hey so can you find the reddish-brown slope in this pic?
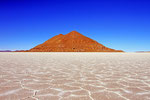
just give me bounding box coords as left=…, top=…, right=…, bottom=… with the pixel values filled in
left=29, top=31, right=123, bottom=52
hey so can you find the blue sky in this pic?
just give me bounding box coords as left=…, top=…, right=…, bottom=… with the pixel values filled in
left=0, top=0, right=150, bottom=52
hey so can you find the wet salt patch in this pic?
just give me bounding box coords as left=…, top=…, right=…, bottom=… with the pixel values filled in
left=36, top=93, right=55, bottom=96
left=61, top=95, right=91, bottom=100
left=22, top=97, right=36, bottom=100
left=36, top=95, right=60, bottom=100
left=51, top=88, right=63, bottom=91
left=136, top=91, right=150, bottom=95
left=37, top=88, right=61, bottom=96
left=91, top=91, right=126, bottom=100
left=82, top=84, right=105, bottom=92
left=23, top=83, right=50, bottom=90
left=57, top=91, right=71, bottom=97
left=0, top=88, right=21, bottom=96
left=142, top=76, right=149, bottom=79
left=140, top=86, right=150, bottom=91
left=121, top=89, right=132, bottom=94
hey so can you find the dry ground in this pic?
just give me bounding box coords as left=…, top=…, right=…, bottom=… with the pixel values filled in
left=0, top=52, right=150, bottom=100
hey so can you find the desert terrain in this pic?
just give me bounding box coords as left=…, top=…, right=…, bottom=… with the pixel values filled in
left=0, top=52, right=150, bottom=100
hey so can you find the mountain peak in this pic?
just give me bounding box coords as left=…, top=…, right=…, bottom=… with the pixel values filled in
left=29, top=31, right=123, bottom=52
left=66, top=31, right=83, bottom=36
left=70, top=30, right=79, bottom=33
left=58, top=34, right=64, bottom=36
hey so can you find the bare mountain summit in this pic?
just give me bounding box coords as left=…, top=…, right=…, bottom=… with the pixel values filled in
left=29, top=31, right=123, bottom=52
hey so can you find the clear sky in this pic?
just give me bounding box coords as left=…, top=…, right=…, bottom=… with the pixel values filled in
left=0, top=0, right=150, bottom=52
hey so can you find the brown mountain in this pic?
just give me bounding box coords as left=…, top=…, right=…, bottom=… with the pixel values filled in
left=28, top=31, right=123, bottom=52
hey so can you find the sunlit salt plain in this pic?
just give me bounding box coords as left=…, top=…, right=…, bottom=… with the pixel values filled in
left=0, top=52, right=150, bottom=100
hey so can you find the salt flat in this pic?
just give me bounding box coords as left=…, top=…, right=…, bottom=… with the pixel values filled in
left=0, top=53, right=150, bottom=100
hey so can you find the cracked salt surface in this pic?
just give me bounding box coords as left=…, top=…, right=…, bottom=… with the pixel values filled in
left=0, top=52, right=150, bottom=100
